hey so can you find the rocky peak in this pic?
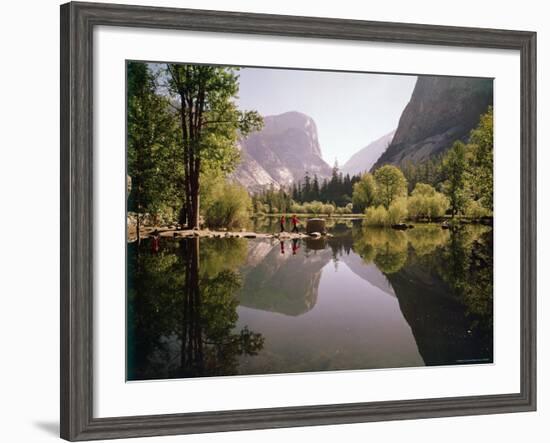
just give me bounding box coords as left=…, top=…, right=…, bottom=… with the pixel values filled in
left=373, top=76, right=493, bottom=169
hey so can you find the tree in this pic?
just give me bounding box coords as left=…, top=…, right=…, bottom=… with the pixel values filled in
left=442, top=141, right=468, bottom=218
left=127, top=62, right=180, bottom=241
left=312, top=174, right=320, bottom=201
left=352, top=173, right=377, bottom=213
left=373, top=165, right=408, bottom=209
left=165, top=64, right=262, bottom=228
left=201, top=175, right=252, bottom=228
left=302, top=172, right=312, bottom=202
left=467, top=107, right=493, bottom=212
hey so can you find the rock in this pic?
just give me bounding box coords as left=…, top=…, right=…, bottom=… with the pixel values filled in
left=341, top=130, right=396, bottom=176
left=374, top=76, right=493, bottom=169
left=309, top=232, right=321, bottom=237
left=244, top=234, right=257, bottom=239
left=232, top=111, right=332, bottom=192
left=391, top=223, right=409, bottom=230
left=306, top=218, right=326, bottom=234
left=408, top=224, right=415, bottom=229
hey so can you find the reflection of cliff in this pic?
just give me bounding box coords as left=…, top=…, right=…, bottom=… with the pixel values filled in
left=387, top=262, right=492, bottom=366
left=238, top=240, right=332, bottom=316
left=341, top=253, right=395, bottom=297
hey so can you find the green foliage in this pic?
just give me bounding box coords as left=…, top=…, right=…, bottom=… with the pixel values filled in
left=352, top=173, right=377, bottom=213
left=304, top=200, right=324, bottom=214
left=466, top=107, right=493, bottom=211
left=165, top=63, right=263, bottom=227
left=401, top=156, right=444, bottom=192
left=464, top=199, right=491, bottom=219
left=387, top=197, right=409, bottom=225
left=289, top=166, right=359, bottom=207
left=322, top=203, right=335, bottom=216
left=365, top=205, right=390, bottom=226
left=201, top=176, right=252, bottom=229
left=127, top=62, right=182, bottom=232
left=442, top=141, right=469, bottom=217
left=407, top=183, right=449, bottom=220
left=373, top=165, right=408, bottom=209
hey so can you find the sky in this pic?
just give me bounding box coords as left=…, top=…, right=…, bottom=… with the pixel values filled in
left=236, top=67, right=417, bottom=166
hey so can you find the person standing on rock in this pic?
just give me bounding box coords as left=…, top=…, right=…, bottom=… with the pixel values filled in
left=280, top=215, right=286, bottom=232
left=291, top=214, right=301, bottom=233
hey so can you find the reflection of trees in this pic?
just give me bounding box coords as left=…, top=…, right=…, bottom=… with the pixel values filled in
left=435, top=228, right=493, bottom=333
left=406, top=225, right=449, bottom=256
left=353, top=227, right=408, bottom=274
left=127, top=237, right=264, bottom=381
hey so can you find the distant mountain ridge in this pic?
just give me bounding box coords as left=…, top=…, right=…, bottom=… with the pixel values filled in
left=232, top=111, right=332, bottom=192
left=341, top=130, right=395, bottom=177
left=372, top=76, right=493, bottom=169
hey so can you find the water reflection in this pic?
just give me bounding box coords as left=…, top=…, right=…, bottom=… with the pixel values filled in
left=127, top=223, right=493, bottom=380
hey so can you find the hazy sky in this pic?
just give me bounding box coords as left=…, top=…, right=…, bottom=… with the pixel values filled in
left=237, top=67, right=417, bottom=165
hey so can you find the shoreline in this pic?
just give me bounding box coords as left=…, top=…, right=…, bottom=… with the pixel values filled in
left=128, top=227, right=324, bottom=243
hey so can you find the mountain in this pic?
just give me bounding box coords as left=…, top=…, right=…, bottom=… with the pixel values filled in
left=232, top=111, right=332, bottom=192
left=372, top=76, right=493, bottom=169
left=341, top=130, right=395, bottom=176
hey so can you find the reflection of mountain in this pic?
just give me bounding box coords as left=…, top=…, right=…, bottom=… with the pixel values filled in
left=341, top=253, right=395, bottom=297
left=238, top=240, right=332, bottom=316
left=388, top=262, right=493, bottom=366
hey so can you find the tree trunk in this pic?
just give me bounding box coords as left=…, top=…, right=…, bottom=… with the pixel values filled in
left=136, top=211, right=141, bottom=244
left=190, top=192, right=200, bottom=229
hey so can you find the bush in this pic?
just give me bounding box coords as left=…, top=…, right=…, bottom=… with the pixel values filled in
left=304, top=200, right=323, bottom=214
left=322, top=203, right=335, bottom=216
left=290, top=202, right=306, bottom=214
left=388, top=197, right=408, bottom=225
left=364, top=205, right=389, bottom=226
left=465, top=199, right=492, bottom=219
left=407, top=183, right=449, bottom=220
left=203, top=181, right=252, bottom=229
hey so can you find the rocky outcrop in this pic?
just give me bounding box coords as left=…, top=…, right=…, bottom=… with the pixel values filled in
left=341, top=130, right=395, bottom=176
left=232, top=111, right=332, bottom=191
left=372, top=76, right=493, bottom=169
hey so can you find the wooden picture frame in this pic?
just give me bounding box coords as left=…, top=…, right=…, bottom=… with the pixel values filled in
left=60, top=1, right=536, bottom=440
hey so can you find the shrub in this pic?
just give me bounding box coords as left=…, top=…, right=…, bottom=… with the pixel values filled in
left=203, top=181, right=252, bottom=228
left=364, top=205, right=389, bottom=226
left=304, top=200, right=323, bottom=214
left=322, top=203, right=335, bottom=216
left=290, top=202, right=306, bottom=214
left=388, top=197, right=408, bottom=225
left=465, top=199, right=492, bottom=219
left=407, top=183, right=449, bottom=220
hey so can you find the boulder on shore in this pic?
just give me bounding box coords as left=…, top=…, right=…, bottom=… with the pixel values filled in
left=306, top=218, right=326, bottom=234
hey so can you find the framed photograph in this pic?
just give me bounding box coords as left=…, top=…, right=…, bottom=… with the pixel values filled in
left=60, top=1, right=536, bottom=440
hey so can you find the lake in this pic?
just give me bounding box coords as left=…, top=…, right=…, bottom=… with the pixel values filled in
left=127, top=221, right=493, bottom=381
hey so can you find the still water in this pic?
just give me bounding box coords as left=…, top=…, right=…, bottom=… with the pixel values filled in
left=127, top=221, right=493, bottom=381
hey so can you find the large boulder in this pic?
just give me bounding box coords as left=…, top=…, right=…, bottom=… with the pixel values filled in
left=306, top=218, right=326, bottom=234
